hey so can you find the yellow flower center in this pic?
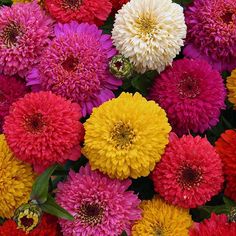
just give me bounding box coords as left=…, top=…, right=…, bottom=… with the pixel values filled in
left=110, top=121, right=136, bottom=149
left=135, top=13, right=157, bottom=39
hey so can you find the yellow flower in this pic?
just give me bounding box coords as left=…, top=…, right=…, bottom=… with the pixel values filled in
left=12, top=0, right=44, bottom=5
left=227, top=69, right=236, bottom=108
left=132, top=197, right=193, bottom=236
left=0, top=135, right=35, bottom=218
left=83, top=92, right=171, bottom=179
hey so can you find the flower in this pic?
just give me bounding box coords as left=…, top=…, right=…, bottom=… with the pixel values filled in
left=215, top=130, right=236, bottom=176
left=131, top=197, right=192, bottom=236
left=112, top=0, right=186, bottom=73
left=27, top=22, right=122, bottom=117
left=56, top=165, right=141, bottom=236
left=3, top=91, right=84, bottom=173
left=0, top=2, right=53, bottom=77
left=13, top=203, right=42, bottom=233
left=189, top=213, right=236, bottom=236
left=0, top=75, right=26, bottom=133
left=152, top=134, right=224, bottom=208
left=228, top=207, right=236, bottom=222
left=184, top=0, right=236, bottom=72
left=0, top=134, right=34, bottom=218
left=226, top=69, right=236, bottom=108
left=225, top=176, right=236, bottom=202
left=0, top=214, right=60, bottom=236
left=109, top=54, right=134, bottom=79
left=83, top=92, right=171, bottom=179
left=44, top=0, right=112, bottom=25
left=149, top=58, right=226, bottom=135
left=110, top=0, right=129, bottom=12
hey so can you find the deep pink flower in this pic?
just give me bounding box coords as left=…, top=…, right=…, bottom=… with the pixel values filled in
left=184, top=0, right=236, bottom=72
left=27, top=22, right=122, bottom=116
left=190, top=213, right=236, bottom=236
left=152, top=134, right=224, bottom=209
left=56, top=165, right=141, bottom=236
left=0, top=2, right=53, bottom=77
left=0, top=75, right=26, bottom=133
left=4, top=91, right=84, bottom=173
left=149, top=58, right=226, bottom=136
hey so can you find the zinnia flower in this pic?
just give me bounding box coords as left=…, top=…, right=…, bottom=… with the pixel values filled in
left=184, top=0, right=236, bottom=72
left=149, top=58, right=226, bottom=135
left=3, top=91, right=84, bottom=173
left=0, top=75, right=26, bottom=133
left=83, top=92, right=171, bottom=179
left=0, top=214, right=60, bottom=236
left=0, top=2, right=53, bottom=77
left=56, top=165, right=141, bottom=236
left=152, top=134, right=224, bottom=209
left=27, top=22, right=121, bottom=116
left=131, top=197, right=192, bottom=236
left=0, top=134, right=34, bottom=218
left=189, top=213, right=236, bottom=236
left=226, top=69, right=236, bottom=108
left=225, top=176, right=236, bottom=202
left=110, top=0, right=129, bottom=12
left=44, top=0, right=112, bottom=25
left=112, top=0, right=186, bottom=73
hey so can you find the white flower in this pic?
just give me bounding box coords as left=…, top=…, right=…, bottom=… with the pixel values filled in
left=112, top=0, right=186, bottom=73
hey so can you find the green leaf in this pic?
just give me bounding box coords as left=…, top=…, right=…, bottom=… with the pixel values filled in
left=40, top=195, right=74, bottom=221
left=30, top=164, right=58, bottom=204
left=120, top=231, right=128, bottom=236
left=0, top=0, right=12, bottom=6
left=223, top=196, right=236, bottom=208
left=198, top=205, right=231, bottom=215
left=0, top=217, right=5, bottom=226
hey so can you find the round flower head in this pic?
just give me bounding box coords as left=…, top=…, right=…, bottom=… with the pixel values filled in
left=45, top=0, right=112, bottom=25
left=83, top=92, right=171, bottom=179
left=0, top=214, right=60, bottom=236
left=0, top=2, right=53, bottom=77
left=189, top=213, right=236, bottom=236
left=226, top=69, right=236, bottom=108
left=152, top=134, right=224, bottom=209
left=0, top=134, right=34, bottom=218
left=0, top=75, right=26, bottom=133
left=149, top=58, right=226, bottom=136
left=184, top=0, right=236, bottom=72
left=56, top=165, right=141, bottom=236
left=3, top=91, right=84, bottom=173
left=27, top=22, right=122, bottom=117
left=112, top=0, right=186, bottom=73
left=131, top=197, right=192, bottom=236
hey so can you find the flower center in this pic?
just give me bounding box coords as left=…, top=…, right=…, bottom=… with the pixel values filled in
left=61, top=0, right=83, bottom=10
left=114, top=61, right=123, bottom=70
left=135, top=13, right=156, bottom=38
left=110, top=121, right=136, bottom=149
left=2, top=22, right=23, bottom=48
left=221, top=11, right=234, bottom=24
left=178, top=165, right=202, bottom=189
left=61, top=56, right=79, bottom=72
left=25, top=113, right=45, bottom=133
left=155, top=228, right=163, bottom=236
left=77, top=202, right=104, bottom=226
left=178, top=76, right=200, bottom=98
left=20, top=216, right=34, bottom=228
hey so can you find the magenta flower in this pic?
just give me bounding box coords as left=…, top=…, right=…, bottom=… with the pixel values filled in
left=0, top=2, right=53, bottom=77
left=27, top=21, right=122, bottom=116
left=56, top=165, right=141, bottom=236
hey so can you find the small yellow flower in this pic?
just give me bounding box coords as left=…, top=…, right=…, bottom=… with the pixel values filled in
left=83, top=92, right=171, bottom=179
left=0, top=134, right=35, bottom=218
left=132, top=197, right=193, bottom=236
left=14, top=203, right=42, bottom=233
left=227, top=69, right=236, bottom=108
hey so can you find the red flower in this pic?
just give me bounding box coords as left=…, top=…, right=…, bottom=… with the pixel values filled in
left=0, top=214, right=61, bottom=236
left=110, top=0, right=129, bottom=12
left=45, top=0, right=112, bottom=26
left=189, top=213, right=236, bottom=236
left=225, top=176, right=236, bottom=202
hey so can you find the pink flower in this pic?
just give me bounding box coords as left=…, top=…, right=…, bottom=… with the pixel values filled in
left=152, top=134, right=224, bottom=208
left=184, top=0, right=236, bottom=72
left=0, top=75, right=26, bottom=133
left=27, top=22, right=122, bottom=116
left=0, top=2, right=53, bottom=77
left=149, top=58, right=226, bottom=136
left=4, top=91, right=84, bottom=173
left=56, top=165, right=141, bottom=236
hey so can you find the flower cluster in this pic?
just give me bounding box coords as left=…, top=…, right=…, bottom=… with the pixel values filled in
left=0, top=0, right=235, bottom=235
